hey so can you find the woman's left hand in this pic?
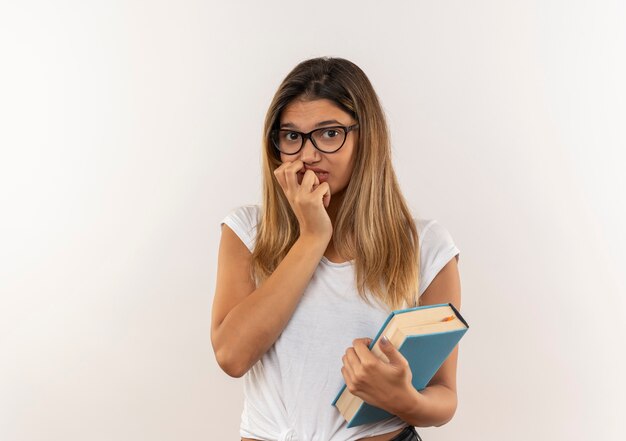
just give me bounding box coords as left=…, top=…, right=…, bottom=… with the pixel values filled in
left=341, top=336, right=419, bottom=413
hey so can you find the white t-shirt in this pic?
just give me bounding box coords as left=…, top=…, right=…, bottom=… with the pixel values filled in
left=220, top=204, right=460, bottom=441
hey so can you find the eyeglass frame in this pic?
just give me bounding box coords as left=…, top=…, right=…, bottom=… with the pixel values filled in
left=270, top=123, right=359, bottom=155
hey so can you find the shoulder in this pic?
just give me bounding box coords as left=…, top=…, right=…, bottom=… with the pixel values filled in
left=413, top=217, right=437, bottom=237
left=414, top=218, right=456, bottom=248
left=412, top=216, right=460, bottom=296
left=221, top=204, right=261, bottom=225
left=220, top=204, right=261, bottom=253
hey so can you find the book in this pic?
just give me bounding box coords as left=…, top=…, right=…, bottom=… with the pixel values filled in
left=331, top=302, right=469, bottom=428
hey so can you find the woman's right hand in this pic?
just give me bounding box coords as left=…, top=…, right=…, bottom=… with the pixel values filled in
left=273, top=160, right=333, bottom=241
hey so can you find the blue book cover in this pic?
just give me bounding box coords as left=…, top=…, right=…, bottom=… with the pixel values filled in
left=331, top=302, right=469, bottom=428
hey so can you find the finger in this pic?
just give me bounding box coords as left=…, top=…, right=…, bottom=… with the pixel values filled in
left=353, top=338, right=372, bottom=346
left=296, top=167, right=317, bottom=186
left=343, top=347, right=361, bottom=368
left=340, top=365, right=355, bottom=389
left=274, top=160, right=299, bottom=194
left=378, top=335, right=407, bottom=366
left=299, top=169, right=318, bottom=191
left=274, top=160, right=293, bottom=173
left=273, top=162, right=292, bottom=191
left=311, top=182, right=331, bottom=207
left=358, top=338, right=373, bottom=349
left=284, top=160, right=304, bottom=193
left=323, top=187, right=331, bottom=208
left=352, top=339, right=377, bottom=364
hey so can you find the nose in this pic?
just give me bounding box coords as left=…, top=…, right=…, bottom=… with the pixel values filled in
left=299, top=136, right=321, bottom=162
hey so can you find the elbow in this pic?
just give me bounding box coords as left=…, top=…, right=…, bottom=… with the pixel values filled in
left=214, top=347, right=249, bottom=378
left=211, top=325, right=258, bottom=378
left=212, top=326, right=248, bottom=378
left=435, top=414, right=455, bottom=427
left=435, top=400, right=458, bottom=427
left=224, top=364, right=248, bottom=379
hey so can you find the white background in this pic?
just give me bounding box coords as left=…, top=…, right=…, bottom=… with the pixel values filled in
left=1, top=1, right=625, bottom=440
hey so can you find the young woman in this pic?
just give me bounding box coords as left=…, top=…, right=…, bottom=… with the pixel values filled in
left=211, top=57, right=461, bottom=441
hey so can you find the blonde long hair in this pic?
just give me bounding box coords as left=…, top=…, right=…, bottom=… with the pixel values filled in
left=251, top=57, right=420, bottom=311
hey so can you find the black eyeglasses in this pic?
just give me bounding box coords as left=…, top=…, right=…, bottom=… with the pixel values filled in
left=271, top=124, right=359, bottom=155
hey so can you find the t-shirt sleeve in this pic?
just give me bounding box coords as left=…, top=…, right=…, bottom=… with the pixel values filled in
left=219, top=205, right=260, bottom=253
left=418, top=220, right=460, bottom=297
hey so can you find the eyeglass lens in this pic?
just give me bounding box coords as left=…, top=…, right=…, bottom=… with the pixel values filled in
left=274, top=127, right=347, bottom=154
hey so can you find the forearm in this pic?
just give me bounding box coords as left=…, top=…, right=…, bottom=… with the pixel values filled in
left=214, top=235, right=328, bottom=377
left=393, top=384, right=458, bottom=428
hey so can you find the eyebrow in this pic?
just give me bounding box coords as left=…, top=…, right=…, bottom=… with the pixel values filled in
left=280, top=119, right=345, bottom=130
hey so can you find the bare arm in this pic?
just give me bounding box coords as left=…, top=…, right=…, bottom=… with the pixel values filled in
left=393, top=255, right=461, bottom=426
left=212, top=160, right=332, bottom=377
left=340, top=255, right=461, bottom=427
left=211, top=224, right=328, bottom=378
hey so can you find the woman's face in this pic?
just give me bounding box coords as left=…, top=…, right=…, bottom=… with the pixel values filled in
left=278, top=98, right=358, bottom=197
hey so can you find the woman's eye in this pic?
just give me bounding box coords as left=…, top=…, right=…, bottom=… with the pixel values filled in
left=323, top=129, right=339, bottom=138
left=284, top=132, right=300, bottom=141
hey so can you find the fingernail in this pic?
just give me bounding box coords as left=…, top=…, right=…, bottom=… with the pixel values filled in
left=381, top=335, right=389, bottom=345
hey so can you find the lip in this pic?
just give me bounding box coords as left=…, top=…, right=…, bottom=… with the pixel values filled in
left=297, top=167, right=329, bottom=185
left=297, top=170, right=329, bottom=179
left=302, top=165, right=328, bottom=173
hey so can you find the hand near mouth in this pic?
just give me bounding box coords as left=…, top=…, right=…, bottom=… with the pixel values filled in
left=297, top=170, right=330, bottom=207
left=273, top=160, right=333, bottom=240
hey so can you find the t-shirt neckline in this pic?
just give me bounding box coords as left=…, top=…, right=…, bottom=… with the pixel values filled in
left=320, top=255, right=354, bottom=267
